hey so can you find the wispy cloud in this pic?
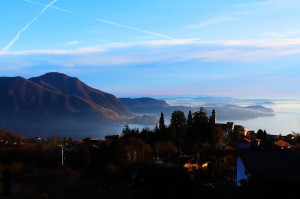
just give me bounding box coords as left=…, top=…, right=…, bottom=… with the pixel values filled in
left=186, top=16, right=236, bottom=29
left=4, top=47, right=105, bottom=55
left=57, top=40, right=80, bottom=46
left=24, top=0, right=75, bottom=14
left=2, top=37, right=300, bottom=68
left=1, top=0, right=58, bottom=54
left=217, top=39, right=300, bottom=47
left=145, top=39, right=199, bottom=46
left=96, top=18, right=176, bottom=40
left=234, top=0, right=300, bottom=8
left=234, top=0, right=274, bottom=7
left=262, top=30, right=300, bottom=38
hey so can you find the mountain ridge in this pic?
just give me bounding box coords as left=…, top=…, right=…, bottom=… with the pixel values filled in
left=0, top=72, right=275, bottom=138
left=0, top=72, right=129, bottom=138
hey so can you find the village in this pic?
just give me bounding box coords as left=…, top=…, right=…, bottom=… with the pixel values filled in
left=1, top=109, right=300, bottom=198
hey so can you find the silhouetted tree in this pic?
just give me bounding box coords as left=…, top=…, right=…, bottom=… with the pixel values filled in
left=228, top=127, right=240, bottom=146
left=159, top=112, right=166, bottom=131
left=192, top=107, right=210, bottom=142
left=140, top=127, right=155, bottom=145
left=185, top=110, right=194, bottom=150
left=169, top=110, right=187, bottom=140
left=155, top=123, right=159, bottom=131
left=186, top=110, right=193, bottom=129
left=121, top=125, right=140, bottom=138
left=122, top=124, right=131, bottom=135
left=257, top=129, right=268, bottom=148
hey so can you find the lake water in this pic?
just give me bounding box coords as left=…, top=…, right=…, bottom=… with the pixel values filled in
left=94, top=98, right=300, bottom=139
left=165, top=98, right=300, bottom=136
left=232, top=100, right=300, bottom=135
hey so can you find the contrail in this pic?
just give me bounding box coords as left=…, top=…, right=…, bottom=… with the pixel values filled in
left=24, top=1, right=174, bottom=40
left=24, top=0, right=75, bottom=14
left=1, top=0, right=58, bottom=53
left=96, top=18, right=175, bottom=40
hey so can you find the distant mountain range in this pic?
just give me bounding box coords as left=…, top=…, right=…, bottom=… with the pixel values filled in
left=0, top=72, right=275, bottom=138
left=119, top=97, right=274, bottom=123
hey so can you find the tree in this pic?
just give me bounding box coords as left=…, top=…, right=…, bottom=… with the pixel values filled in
left=186, top=110, right=193, bottom=129
left=192, top=107, right=210, bottom=142
left=257, top=129, right=268, bottom=148
left=169, top=110, right=187, bottom=140
left=228, top=127, right=239, bottom=145
left=186, top=111, right=193, bottom=139
left=121, top=124, right=131, bottom=138
left=159, top=112, right=166, bottom=131
left=257, top=129, right=267, bottom=141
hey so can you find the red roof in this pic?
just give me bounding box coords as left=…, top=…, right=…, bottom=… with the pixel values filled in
left=274, top=140, right=291, bottom=148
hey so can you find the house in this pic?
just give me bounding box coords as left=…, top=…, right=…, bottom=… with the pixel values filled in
left=235, top=125, right=247, bottom=136
left=182, top=157, right=209, bottom=172
left=274, top=139, right=291, bottom=149
left=215, top=122, right=235, bottom=138
left=183, top=158, right=201, bottom=172
left=81, top=137, right=101, bottom=148
left=210, top=110, right=247, bottom=139
left=197, top=148, right=236, bottom=171
left=246, top=131, right=256, bottom=139
left=104, top=134, right=120, bottom=144
left=236, top=150, right=300, bottom=186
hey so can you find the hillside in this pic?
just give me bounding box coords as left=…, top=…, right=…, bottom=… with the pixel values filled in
left=0, top=73, right=129, bottom=138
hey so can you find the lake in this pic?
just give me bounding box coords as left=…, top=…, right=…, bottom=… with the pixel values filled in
left=94, top=98, right=300, bottom=139
left=231, top=99, right=300, bottom=135
left=166, top=98, right=300, bottom=136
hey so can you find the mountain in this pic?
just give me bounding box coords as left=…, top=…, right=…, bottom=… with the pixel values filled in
left=30, top=72, right=128, bottom=114
left=119, top=97, right=169, bottom=114
left=119, top=97, right=275, bottom=125
left=0, top=73, right=129, bottom=138
left=0, top=72, right=276, bottom=138
left=194, top=96, right=236, bottom=102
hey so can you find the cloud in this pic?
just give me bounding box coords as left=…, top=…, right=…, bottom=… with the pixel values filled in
left=234, top=0, right=300, bottom=8
left=96, top=18, right=176, bottom=40
left=234, top=0, right=274, bottom=7
left=262, top=30, right=300, bottom=38
left=2, top=38, right=300, bottom=68
left=217, top=39, right=300, bottom=47
left=4, top=47, right=105, bottom=55
left=1, top=0, right=58, bottom=54
left=185, top=16, right=236, bottom=29
left=145, top=39, right=199, bottom=46
left=58, top=40, right=80, bottom=46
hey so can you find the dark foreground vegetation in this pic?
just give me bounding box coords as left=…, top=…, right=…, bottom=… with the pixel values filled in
left=1, top=108, right=300, bottom=198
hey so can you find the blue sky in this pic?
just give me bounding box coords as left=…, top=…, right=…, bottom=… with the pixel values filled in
left=1, top=0, right=300, bottom=98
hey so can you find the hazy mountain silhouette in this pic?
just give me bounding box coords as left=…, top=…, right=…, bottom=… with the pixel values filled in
left=119, top=97, right=275, bottom=125
left=0, top=72, right=275, bottom=138
left=119, top=97, right=169, bottom=114
left=0, top=73, right=128, bottom=138
left=30, top=72, right=128, bottom=114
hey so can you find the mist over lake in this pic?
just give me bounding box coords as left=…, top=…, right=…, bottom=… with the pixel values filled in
left=164, top=97, right=300, bottom=136
left=237, top=100, right=300, bottom=135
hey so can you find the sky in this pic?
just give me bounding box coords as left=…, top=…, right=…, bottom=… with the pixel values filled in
left=1, top=0, right=300, bottom=98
